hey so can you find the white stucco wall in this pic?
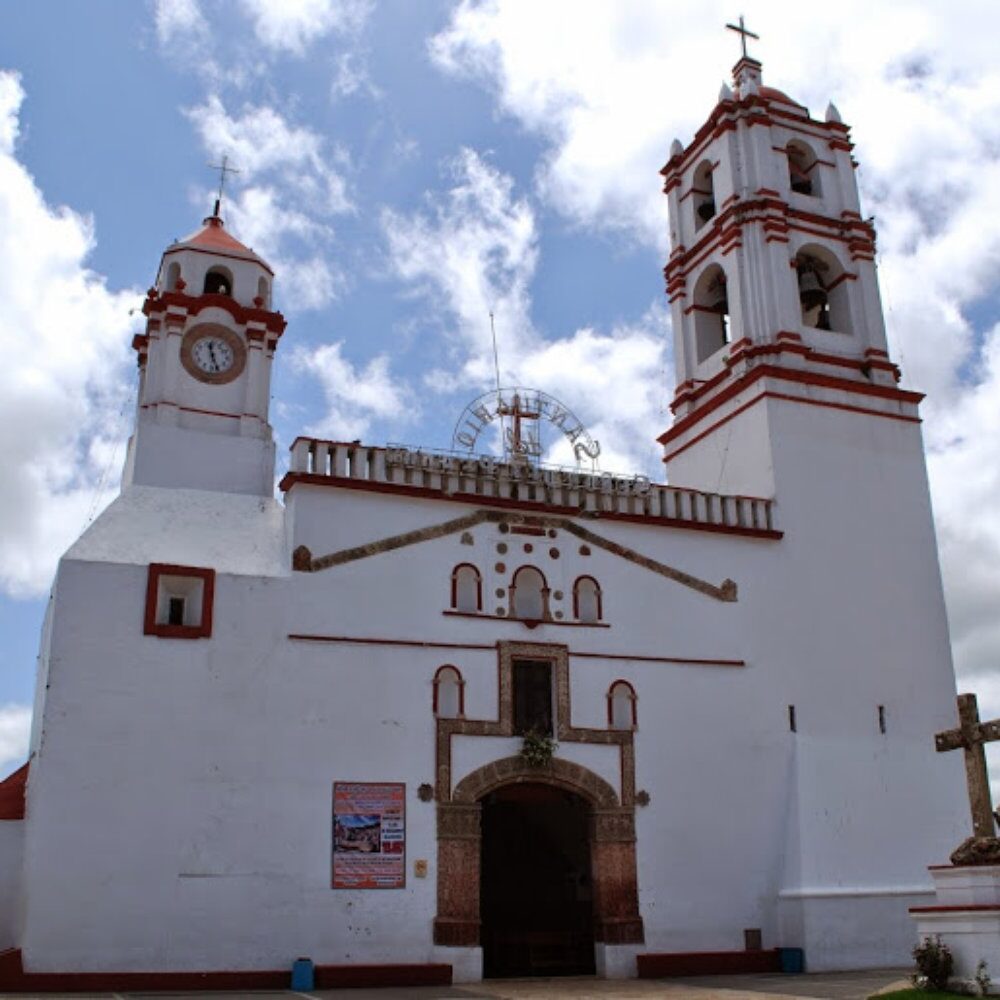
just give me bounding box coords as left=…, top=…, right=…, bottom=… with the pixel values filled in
left=17, top=426, right=966, bottom=973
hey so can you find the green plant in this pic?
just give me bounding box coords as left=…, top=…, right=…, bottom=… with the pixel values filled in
left=913, top=936, right=954, bottom=991
left=520, top=730, right=557, bottom=767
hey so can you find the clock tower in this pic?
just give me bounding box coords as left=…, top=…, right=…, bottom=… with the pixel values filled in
left=123, top=212, right=286, bottom=496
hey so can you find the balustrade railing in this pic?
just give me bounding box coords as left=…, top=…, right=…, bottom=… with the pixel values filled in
left=287, top=439, right=775, bottom=533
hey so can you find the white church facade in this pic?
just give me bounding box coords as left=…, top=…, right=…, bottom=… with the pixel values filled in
left=0, top=55, right=969, bottom=990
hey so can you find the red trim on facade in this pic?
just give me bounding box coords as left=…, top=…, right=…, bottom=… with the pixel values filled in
left=450, top=563, right=483, bottom=612
left=910, top=904, right=1000, bottom=914
left=572, top=574, right=603, bottom=623
left=442, top=610, right=611, bottom=629
left=638, top=949, right=782, bottom=977
left=0, top=763, right=27, bottom=820
left=607, top=679, right=638, bottom=729
left=0, top=949, right=451, bottom=992
left=662, top=388, right=922, bottom=464
left=279, top=474, right=782, bottom=540
left=143, top=564, right=215, bottom=639
left=289, top=633, right=743, bottom=667
left=142, top=289, right=287, bottom=336
left=432, top=665, right=466, bottom=717
left=661, top=364, right=921, bottom=445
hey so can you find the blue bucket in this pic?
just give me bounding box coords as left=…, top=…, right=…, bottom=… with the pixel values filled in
left=291, top=957, right=315, bottom=990
left=779, top=947, right=805, bottom=974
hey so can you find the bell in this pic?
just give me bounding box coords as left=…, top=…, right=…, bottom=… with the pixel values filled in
left=697, top=199, right=717, bottom=222
left=798, top=271, right=827, bottom=311
left=710, top=288, right=729, bottom=314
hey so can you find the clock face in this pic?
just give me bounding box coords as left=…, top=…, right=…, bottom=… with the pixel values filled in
left=192, top=336, right=235, bottom=375
left=180, top=324, right=247, bottom=384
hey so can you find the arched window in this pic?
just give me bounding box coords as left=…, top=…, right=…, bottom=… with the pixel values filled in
left=787, top=140, right=821, bottom=197
left=692, top=160, right=716, bottom=229
left=608, top=680, right=637, bottom=730
left=795, top=247, right=851, bottom=334
left=573, top=576, right=602, bottom=623
left=511, top=566, right=548, bottom=621
left=692, top=264, right=730, bottom=363
left=166, top=261, right=181, bottom=291
left=256, top=276, right=270, bottom=308
left=433, top=665, right=464, bottom=719
left=204, top=266, right=233, bottom=296
left=451, top=564, right=482, bottom=613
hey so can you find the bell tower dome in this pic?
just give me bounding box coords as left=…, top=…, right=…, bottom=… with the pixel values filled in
left=659, top=55, right=916, bottom=497
left=123, top=211, right=286, bottom=496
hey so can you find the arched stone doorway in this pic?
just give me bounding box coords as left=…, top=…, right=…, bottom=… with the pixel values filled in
left=481, top=782, right=595, bottom=977
left=433, top=756, right=643, bottom=973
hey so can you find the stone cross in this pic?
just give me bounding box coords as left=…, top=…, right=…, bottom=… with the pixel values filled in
left=936, top=693, right=1000, bottom=839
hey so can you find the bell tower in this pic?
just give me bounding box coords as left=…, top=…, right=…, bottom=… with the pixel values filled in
left=123, top=211, right=286, bottom=496
left=659, top=54, right=917, bottom=497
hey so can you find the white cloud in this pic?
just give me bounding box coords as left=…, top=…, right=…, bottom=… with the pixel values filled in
left=383, top=148, right=538, bottom=384
left=0, top=703, right=30, bottom=776
left=185, top=95, right=352, bottom=310
left=330, top=52, right=380, bottom=101
left=0, top=70, right=138, bottom=597
left=291, top=341, right=414, bottom=441
left=239, top=0, right=372, bottom=55
left=383, top=148, right=668, bottom=475
left=154, top=0, right=206, bottom=45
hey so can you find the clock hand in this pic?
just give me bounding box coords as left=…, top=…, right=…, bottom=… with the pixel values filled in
left=208, top=344, right=219, bottom=371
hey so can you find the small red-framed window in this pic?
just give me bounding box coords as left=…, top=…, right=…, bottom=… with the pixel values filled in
left=433, top=665, right=465, bottom=719
left=144, top=564, right=215, bottom=639
left=451, top=564, right=482, bottom=613
left=607, top=679, right=637, bottom=730
left=573, top=575, right=603, bottom=623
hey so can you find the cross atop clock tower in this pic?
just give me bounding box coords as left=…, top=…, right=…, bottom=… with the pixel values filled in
left=122, top=211, right=286, bottom=496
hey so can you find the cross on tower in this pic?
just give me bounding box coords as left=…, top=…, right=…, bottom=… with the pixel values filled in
left=935, top=693, right=1000, bottom=839
left=726, top=15, right=759, bottom=60
left=207, top=154, right=241, bottom=218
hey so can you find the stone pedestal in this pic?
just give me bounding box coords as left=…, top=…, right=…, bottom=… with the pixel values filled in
left=911, top=865, right=1000, bottom=985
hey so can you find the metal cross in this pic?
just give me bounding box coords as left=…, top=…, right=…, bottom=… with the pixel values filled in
left=936, top=693, right=1000, bottom=839
left=726, top=15, right=759, bottom=60
left=497, top=392, right=542, bottom=462
left=207, top=154, right=241, bottom=217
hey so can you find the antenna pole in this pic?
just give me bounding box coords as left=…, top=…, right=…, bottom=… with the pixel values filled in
left=490, top=311, right=507, bottom=460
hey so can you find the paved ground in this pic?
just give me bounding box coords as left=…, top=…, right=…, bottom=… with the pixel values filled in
left=0, top=967, right=911, bottom=1000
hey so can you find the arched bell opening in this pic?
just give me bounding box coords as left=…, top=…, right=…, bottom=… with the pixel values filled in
left=692, top=264, right=730, bottom=363
left=165, top=261, right=182, bottom=292
left=203, top=266, right=233, bottom=296
left=796, top=247, right=851, bottom=334
left=787, top=140, right=821, bottom=197
left=692, top=159, right=716, bottom=229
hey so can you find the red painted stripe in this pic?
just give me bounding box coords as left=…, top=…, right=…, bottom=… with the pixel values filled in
left=289, top=634, right=743, bottom=667
left=910, top=904, right=1000, bottom=913
left=662, top=389, right=921, bottom=464
left=0, top=950, right=451, bottom=992
left=638, top=949, right=782, bottom=977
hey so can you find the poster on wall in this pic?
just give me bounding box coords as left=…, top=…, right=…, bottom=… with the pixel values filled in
left=332, top=782, right=405, bottom=889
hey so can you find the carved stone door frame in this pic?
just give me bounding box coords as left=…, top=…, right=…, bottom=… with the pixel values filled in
left=433, top=640, right=643, bottom=948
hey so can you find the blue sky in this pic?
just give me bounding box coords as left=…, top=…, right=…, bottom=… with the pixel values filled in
left=3, top=0, right=1000, bottom=778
